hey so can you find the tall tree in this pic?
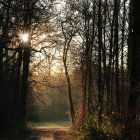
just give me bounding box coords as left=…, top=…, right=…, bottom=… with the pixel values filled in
left=97, top=0, right=103, bottom=129
left=127, top=0, right=140, bottom=120
left=61, top=20, right=76, bottom=124
left=114, top=0, right=120, bottom=114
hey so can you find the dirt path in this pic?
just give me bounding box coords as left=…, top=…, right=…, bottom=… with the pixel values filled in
left=25, top=127, right=69, bottom=140
left=0, top=127, right=70, bottom=140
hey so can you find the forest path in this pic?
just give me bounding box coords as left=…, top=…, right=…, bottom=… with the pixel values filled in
left=0, top=126, right=70, bottom=140
left=24, top=126, right=69, bottom=140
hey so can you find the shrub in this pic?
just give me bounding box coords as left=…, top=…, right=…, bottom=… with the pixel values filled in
left=71, top=112, right=127, bottom=140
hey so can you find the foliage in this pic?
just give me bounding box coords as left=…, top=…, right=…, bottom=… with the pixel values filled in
left=71, top=112, right=128, bottom=140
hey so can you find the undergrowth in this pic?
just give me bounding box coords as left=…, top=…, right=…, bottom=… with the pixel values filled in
left=70, top=112, right=140, bottom=140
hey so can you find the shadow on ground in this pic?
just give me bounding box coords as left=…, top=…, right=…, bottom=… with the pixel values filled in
left=0, top=127, right=69, bottom=140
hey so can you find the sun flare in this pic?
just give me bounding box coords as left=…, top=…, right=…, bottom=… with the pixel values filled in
left=22, top=33, right=29, bottom=42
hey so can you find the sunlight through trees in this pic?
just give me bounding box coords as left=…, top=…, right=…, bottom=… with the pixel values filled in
left=0, top=0, right=139, bottom=139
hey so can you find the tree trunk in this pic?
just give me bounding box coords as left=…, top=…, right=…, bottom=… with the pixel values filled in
left=13, top=46, right=23, bottom=123
left=20, top=46, right=30, bottom=122
left=121, top=0, right=126, bottom=115
left=97, top=0, right=103, bottom=130
left=61, top=21, right=75, bottom=125
left=0, top=39, right=4, bottom=127
left=114, top=0, right=120, bottom=115
left=63, top=58, right=75, bottom=124
left=127, top=0, right=140, bottom=120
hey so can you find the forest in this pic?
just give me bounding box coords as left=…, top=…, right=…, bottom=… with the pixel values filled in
left=0, top=0, right=140, bottom=139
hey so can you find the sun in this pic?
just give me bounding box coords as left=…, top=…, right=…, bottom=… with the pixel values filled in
left=22, top=33, right=29, bottom=42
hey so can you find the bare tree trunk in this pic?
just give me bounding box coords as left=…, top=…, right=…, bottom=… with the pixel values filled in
left=87, top=0, right=96, bottom=115
left=106, top=1, right=115, bottom=115
left=0, top=0, right=11, bottom=127
left=126, top=1, right=140, bottom=139
left=0, top=39, right=4, bottom=127
left=81, top=54, right=86, bottom=120
left=63, top=56, right=75, bottom=124
left=13, top=46, right=22, bottom=123
left=127, top=0, right=140, bottom=120
left=121, top=0, right=126, bottom=115
left=20, top=46, right=30, bottom=122
left=61, top=21, right=75, bottom=124
left=102, top=0, right=107, bottom=114
left=97, top=0, right=103, bottom=130
left=114, top=0, right=120, bottom=115
left=20, top=0, right=31, bottom=122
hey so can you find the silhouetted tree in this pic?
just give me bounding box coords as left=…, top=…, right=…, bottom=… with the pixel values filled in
left=127, top=0, right=140, bottom=120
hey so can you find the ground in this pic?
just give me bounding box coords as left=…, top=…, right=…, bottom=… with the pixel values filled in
left=0, top=122, right=70, bottom=140
left=21, top=126, right=69, bottom=140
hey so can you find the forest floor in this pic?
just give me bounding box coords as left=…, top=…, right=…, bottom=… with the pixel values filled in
left=23, top=126, right=69, bottom=140
left=0, top=122, right=70, bottom=140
